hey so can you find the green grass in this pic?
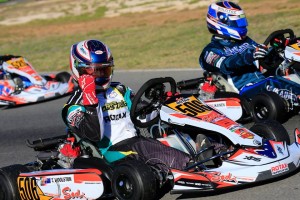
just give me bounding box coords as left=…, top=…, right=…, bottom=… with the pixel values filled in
left=1, top=1, right=300, bottom=72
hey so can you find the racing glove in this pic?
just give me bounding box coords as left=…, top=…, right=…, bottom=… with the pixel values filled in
left=78, top=74, right=98, bottom=106
left=253, top=44, right=268, bottom=60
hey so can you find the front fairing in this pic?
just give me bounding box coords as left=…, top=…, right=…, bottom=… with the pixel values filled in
left=160, top=94, right=262, bottom=147
left=2, top=56, right=47, bottom=85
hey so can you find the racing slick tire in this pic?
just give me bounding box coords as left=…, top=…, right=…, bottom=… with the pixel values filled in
left=250, top=119, right=290, bottom=144
left=112, top=160, right=157, bottom=200
left=250, top=91, right=288, bottom=123
left=0, top=164, right=29, bottom=200
left=55, top=71, right=71, bottom=83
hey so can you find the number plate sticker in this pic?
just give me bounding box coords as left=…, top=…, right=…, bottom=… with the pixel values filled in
left=167, top=96, right=214, bottom=117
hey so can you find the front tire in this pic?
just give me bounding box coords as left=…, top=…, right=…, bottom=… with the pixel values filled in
left=0, top=165, right=29, bottom=200
left=250, top=120, right=290, bottom=144
left=112, top=160, right=157, bottom=200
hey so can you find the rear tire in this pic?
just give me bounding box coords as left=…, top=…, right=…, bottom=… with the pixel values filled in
left=55, top=71, right=71, bottom=83
left=112, top=160, right=157, bottom=200
left=0, top=165, right=29, bottom=200
left=251, top=91, right=288, bottom=123
left=250, top=120, right=290, bottom=144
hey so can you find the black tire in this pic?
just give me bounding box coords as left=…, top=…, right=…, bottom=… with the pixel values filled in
left=251, top=91, right=287, bottom=123
left=0, top=165, right=29, bottom=200
left=214, top=91, right=253, bottom=123
left=55, top=71, right=71, bottom=83
left=112, top=160, right=157, bottom=200
left=250, top=120, right=290, bottom=144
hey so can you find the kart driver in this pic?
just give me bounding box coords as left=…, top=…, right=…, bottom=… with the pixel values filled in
left=61, top=39, right=190, bottom=173
left=199, top=1, right=300, bottom=97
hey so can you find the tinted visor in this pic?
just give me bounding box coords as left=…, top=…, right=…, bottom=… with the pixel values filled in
left=228, top=16, right=248, bottom=28
left=83, top=64, right=113, bottom=78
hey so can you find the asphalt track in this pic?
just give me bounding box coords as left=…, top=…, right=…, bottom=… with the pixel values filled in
left=0, top=69, right=299, bottom=200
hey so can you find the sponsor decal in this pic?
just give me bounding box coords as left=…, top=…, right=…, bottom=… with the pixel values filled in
left=68, top=108, right=84, bottom=128
left=266, top=85, right=298, bottom=102
left=176, top=179, right=212, bottom=188
left=229, top=125, right=254, bottom=139
left=211, top=102, right=226, bottom=107
left=271, top=163, right=289, bottom=175
left=208, top=172, right=238, bottom=184
left=175, top=97, right=190, bottom=105
left=205, top=51, right=220, bottom=66
left=216, top=56, right=226, bottom=68
left=108, top=90, right=118, bottom=98
left=218, top=7, right=237, bottom=14
left=277, top=146, right=284, bottom=155
left=224, top=43, right=251, bottom=56
left=244, top=156, right=261, bottom=162
left=102, top=100, right=127, bottom=111
left=104, top=112, right=126, bottom=123
left=95, top=50, right=104, bottom=54
left=62, top=187, right=86, bottom=199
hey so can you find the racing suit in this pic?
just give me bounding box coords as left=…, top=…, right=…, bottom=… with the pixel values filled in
left=199, top=35, right=300, bottom=101
left=62, top=82, right=190, bottom=171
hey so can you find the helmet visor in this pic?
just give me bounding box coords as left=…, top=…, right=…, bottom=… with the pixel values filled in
left=83, top=64, right=113, bottom=78
left=228, top=15, right=248, bottom=28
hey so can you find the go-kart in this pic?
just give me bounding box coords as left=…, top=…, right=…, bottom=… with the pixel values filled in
left=0, top=77, right=299, bottom=200
left=177, top=29, right=300, bottom=123
left=0, top=55, right=76, bottom=107
left=260, top=28, right=300, bottom=82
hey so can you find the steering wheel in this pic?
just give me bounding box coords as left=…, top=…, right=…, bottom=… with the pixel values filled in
left=260, top=29, right=295, bottom=71
left=130, top=77, right=177, bottom=128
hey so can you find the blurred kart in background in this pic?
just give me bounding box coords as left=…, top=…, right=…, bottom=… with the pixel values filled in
left=0, top=55, right=76, bottom=107
left=178, top=29, right=300, bottom=123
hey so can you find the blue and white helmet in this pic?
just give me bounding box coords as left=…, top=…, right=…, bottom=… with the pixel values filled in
left=206, top=1, right=248, bottom=40
left=70, top=39, right=114, bottom=90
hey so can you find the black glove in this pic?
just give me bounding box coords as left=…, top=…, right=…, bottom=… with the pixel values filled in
left=253, top=44, right=268, bottom=60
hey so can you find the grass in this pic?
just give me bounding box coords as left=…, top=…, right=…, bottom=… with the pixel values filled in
left=1, top=0, right=300, bottom=72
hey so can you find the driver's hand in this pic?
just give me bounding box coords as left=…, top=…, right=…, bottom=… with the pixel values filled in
left=253, top=44, right=268, bottom=60
left=78, top=74, right=98, bottom=106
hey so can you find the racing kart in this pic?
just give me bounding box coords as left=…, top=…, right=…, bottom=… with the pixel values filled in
left=177, top=29, right=300, bottom=123
left=0, top=55, right=76, bottom=107
left=0, top=77, right=300, bottom=200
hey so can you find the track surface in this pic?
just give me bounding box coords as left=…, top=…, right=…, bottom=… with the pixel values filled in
left=0, top=69, right=299, bottom=200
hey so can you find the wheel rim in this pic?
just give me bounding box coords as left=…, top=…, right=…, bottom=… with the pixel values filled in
left=116, top=174, right=134, bottom=198
left=254, top=103, right=269, bottom=119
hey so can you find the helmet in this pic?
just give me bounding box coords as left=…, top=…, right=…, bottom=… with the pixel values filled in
left=70, top=39, right=114, bottom=90
left=206, top=1, right=248, bottom=40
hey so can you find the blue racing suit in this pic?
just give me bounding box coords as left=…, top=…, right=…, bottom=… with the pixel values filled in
left=199, top=35, right=264, bottom=90
left=199, top=36, right=300, bottom=103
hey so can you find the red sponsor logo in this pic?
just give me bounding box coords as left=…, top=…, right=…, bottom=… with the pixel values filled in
left=271, top=163, right=289, bottom=175
left=62, top=187, right=86, bottom=199
left=207, top=172, right=238, bottom=183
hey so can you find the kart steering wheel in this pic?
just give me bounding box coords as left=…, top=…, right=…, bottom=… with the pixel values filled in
left=260, top=29, right=295, bottom=71
left=130, top=77, right=177, bottom=128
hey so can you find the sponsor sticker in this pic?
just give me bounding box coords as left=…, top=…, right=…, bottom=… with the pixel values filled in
left=271, top=163, right=289, bottom=175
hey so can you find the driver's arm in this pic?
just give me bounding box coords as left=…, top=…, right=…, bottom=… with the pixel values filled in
left=200, top=43, right=268, bottom=75
left=62, top=74, right=102, bottom=142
